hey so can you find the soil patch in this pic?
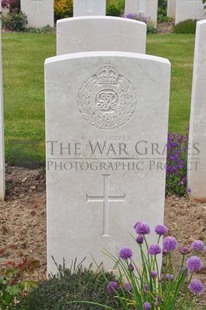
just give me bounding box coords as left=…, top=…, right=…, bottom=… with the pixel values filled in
left=0, top=167, right=205, bottom=306
left=157, top=21, right=174, bottom=34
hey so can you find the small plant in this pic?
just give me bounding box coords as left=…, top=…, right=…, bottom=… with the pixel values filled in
left=72, top=222, right=205, bottom=309
left=125, top=13, right=156, bottom=34
left=173, top=19, right=197, bottom=34
left=157, top=0, right=172, bottom=23
left=54, top=0, right=73, bottom=21
left=106, top=0, right=125, bottom=17
left=0, top=257, right=39, bottom=309
left=1, top=11, right=28, bottom=31
left=166, top=132, right=188, bottom=196
left=18, top=258, right=123, bottom=310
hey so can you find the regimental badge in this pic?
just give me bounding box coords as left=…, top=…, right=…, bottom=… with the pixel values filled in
left=77, top=63, right=137, bottom=129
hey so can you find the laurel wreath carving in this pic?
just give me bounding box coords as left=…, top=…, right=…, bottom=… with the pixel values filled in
left=77, top=64, right=137, bottom=129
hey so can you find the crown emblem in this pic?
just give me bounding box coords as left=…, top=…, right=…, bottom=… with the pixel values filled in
left=96, top=64, right=118, bottom=84
left=77, top=63, right=137, bottom=129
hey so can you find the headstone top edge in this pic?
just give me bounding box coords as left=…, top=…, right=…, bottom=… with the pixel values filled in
left=197, top=19, right=206, bottom=27
left=57, top=15, right=146, bottom=27
left=45, top=51, right=171, bottom=66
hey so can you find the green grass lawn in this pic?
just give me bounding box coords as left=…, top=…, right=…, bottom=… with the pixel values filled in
left=147, top=33, right=195, bottom=134
left=2, top=32, right=195, bottom=166
left=2, top=32, right=55, bottom=166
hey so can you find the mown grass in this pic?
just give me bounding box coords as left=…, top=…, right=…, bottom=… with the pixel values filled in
left=2, top=32, right=195, bottom=165
left=147, top=34, right=195, bottom=134
left=2, top=32, right=55, bottom=166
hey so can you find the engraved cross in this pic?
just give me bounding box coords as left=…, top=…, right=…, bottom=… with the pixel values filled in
left=86, top=174, right=126, bottom=236
left=188, top=0, right=201, bottom=14
left=32, top=0, right=43, bottom=14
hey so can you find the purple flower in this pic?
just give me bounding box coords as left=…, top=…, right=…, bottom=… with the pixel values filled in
left=151, top=270, right=157, bottom=279
left=136, top=234, right=144, bottom=244
left=163, top=236, right=177, bottom=252
left=192, top=240, right=205, bottom=252
left=165, top=274, right=174, bottom=281
left=181, top=246, right=189, bottom=255
left=124, top=282, right=132, bottom=291
left=155, top=224, right=168, bottom=236
left=186, top=256, right=203, bottom=272
left=107, top=281, right=119, bottom=294
left=148, top=244, right=161, bottom=255
left=189, top=279, right=204, bottom=295
left=143, top=302, right=151, bottom=310
left=134, top=222, right=150, bottom=235
left=119, top=247, right=133, bottom=260
left=144, top=284, right=149, bottom=292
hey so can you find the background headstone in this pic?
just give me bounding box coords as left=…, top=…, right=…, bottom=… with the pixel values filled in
left=125, top=0, right=158, bottom=27
left=175, top=0, right=204, bottom=24
left=21, top=0, right=54, bottom=28
left=57, top=16, right=147, bottom=55
left=145, top=0, right=158, bottom=27
left=45, top=51, right=170, bottom=274
left=0, top=2, right=5, bottom=200
left=188, top=20, right=206, bottom=198
left=167, top=0, right=176, bottom=18
left=73, top=0, right=106, bottom=17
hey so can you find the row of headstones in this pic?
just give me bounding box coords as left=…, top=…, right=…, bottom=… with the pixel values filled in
left=167, top=0, right=205, bottom=24
left=45, top=14, right=206, bottom=273
left=19, top=0, right=158, bottom=28
left=3, top=0, right=206, bottom=28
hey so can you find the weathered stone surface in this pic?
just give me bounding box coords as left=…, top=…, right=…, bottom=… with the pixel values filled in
left=57, top=16, right=146, bottom=55
left=21, top=0, right=54, bottom=28
left=45, top=51, right=170, bottom=274
left=175, top=0, right=204, bottom=24
left=73, top=0, right=106, bottom=17
left=167, top=0, right=176, bottom=18
left=188, top=21, right=206, bottom=198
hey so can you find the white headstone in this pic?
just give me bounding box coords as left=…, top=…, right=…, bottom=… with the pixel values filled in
left=45, top=51, right=171, bottom=274
left=167, top=0, right=176, bottom=18
left=125, top=0, right=158, bottom=27
left=21, top=0, right=54, bottom=28
left=175, top=0, right=204, bottom=24
left=73, top=0, right=106, bottom=17
left=0, top=2, right=5, bottom=200
left=57, top=16, right=147, bottom=55
left=125, top=0, right=139, bottom=14
left=188, top=20, right=206, bottom=198
left=145, top=0, right=158, bottom=27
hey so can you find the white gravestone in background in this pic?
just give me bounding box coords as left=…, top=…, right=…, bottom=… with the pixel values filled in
left=175, top=0, right=204, bottom=24
left=188, top=20, right=206, bottom=198
left=57, top=17, right=147, bottom=55
left=167, top=0, right=176, bottom=18
left=146, top=0, right=158, bottom=27
left=125, top=0, right=158, bottom=27
left=21, top=0, right=54, bottom=28
left=73, top=0, right=106, bottom=17
left=125, top=0, right=139, bottom=14
left=45, top=51, right=171, bottom=274
left=0, top=2, right=5, bottom=200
